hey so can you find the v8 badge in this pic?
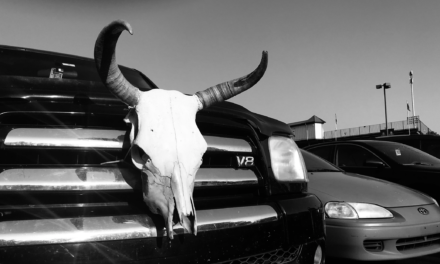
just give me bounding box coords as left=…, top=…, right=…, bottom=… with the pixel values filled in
left=236, top=156, right=254, bottom=167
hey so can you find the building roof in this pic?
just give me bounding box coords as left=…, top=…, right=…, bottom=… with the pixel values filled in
left=288, top=115, right=326, bottom=127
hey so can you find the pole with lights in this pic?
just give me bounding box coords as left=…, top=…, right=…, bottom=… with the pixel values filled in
left=409, top=71, right=415, bottom=129
left=376, top=83, right=392, bottom=135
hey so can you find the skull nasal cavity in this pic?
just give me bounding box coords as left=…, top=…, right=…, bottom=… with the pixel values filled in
left=132, top=145, right=150, bottom=164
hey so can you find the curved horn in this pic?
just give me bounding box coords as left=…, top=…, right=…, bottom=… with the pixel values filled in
left=94, top=20, right=140, bottom=106
left=195, top=51, right=268, bottom=110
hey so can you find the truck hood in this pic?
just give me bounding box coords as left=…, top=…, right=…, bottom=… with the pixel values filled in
left=0, top=45, right=291, bottom=138
left=200, top=102, right=291, bottom=137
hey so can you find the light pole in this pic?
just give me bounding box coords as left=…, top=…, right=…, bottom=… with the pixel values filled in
left=376, top=83, right=391, bottom=135
left=409, top=71, right=415, bottom=128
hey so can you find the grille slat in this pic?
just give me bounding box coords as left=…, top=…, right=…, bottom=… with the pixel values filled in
left=4, top=128, right=252, bottom=152
left=2, top=128, right=254, bottom=169
left=0, top=168, right=258, bottom=191
left=0, top=205, right=277, bottom=247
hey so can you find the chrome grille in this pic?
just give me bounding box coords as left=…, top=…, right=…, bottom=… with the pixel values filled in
left=396, top=233, right=440, bottom=251
left=0, top=126, right=261, bottom=217
left=218, top=245, right=302, bottom=264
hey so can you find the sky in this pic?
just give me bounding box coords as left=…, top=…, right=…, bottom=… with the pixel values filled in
left=2, top=0, right=440, bottom=133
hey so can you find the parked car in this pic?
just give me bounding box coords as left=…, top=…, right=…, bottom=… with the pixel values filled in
left=304, top=140, right=440, bottom=203
left=376, top=134, right=440, bottom=159
left=301, top=149, right=440, bottom=261
left=0, top=45, right=325, bottom=264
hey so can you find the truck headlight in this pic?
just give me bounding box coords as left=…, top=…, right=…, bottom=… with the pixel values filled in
left=325, top=202, right=393, bottom=219
left=269, top=136, right=307, bottom=182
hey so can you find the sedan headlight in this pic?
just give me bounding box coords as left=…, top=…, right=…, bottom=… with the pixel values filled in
left=325, top=202, right=393, bottom=219
left=269, top=136, right=308, bottom=182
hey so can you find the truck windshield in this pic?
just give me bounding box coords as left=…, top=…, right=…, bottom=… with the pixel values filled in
left=0, top=46, right=157, bottom=90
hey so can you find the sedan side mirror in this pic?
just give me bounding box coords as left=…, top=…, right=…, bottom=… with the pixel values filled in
left=364, top=160, right=386, bottom=168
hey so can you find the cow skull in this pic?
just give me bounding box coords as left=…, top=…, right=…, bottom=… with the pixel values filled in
left=94, top=20, right=267, bottom=239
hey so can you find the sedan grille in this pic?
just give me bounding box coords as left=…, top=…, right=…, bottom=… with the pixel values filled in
left=396, top=233, right=440, bottom=251
left=363, top=240, right=384, bottom=252
left=219, top=245, right=302, bottom=264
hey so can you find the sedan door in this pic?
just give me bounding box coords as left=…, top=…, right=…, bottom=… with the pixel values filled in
left=335, top=144, right=395, bottom=182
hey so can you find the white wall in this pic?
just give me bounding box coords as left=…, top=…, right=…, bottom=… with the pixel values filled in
left=291, top=124, right=325, bottom=140
left=314, top=123, right=324, bottom=139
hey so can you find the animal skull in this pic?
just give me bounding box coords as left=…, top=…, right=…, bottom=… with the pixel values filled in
left=94, top=20, right=267, bottom=239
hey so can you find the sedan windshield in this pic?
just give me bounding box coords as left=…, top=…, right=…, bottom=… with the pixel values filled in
left=301, top=149, right=341, bottom=172
left=368, top=142, right=440, bottom=166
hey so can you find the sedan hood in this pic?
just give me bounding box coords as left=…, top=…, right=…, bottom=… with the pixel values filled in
left=308, top=172, right=433, bottom=207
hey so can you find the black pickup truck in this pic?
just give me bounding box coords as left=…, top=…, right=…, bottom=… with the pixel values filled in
left=0, top=45, right=325, bottom=264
